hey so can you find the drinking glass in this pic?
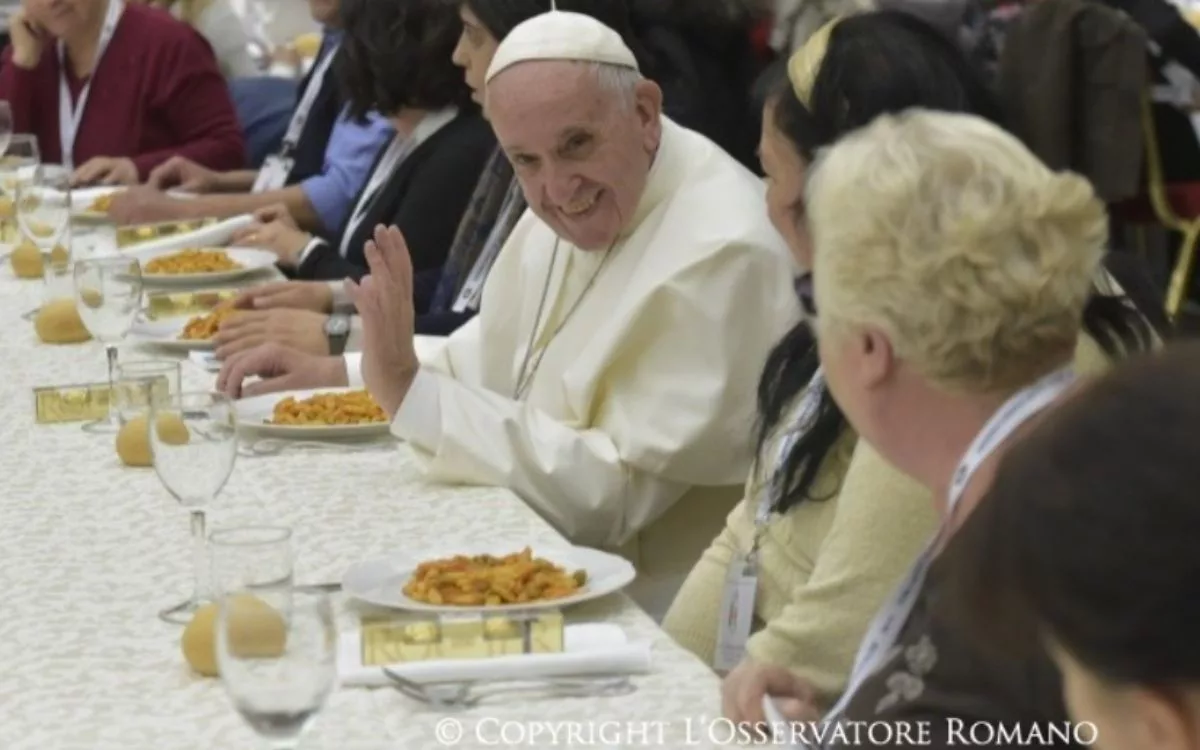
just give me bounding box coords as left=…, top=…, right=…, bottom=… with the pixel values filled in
left=74, top=256, right=144, bottom=433
left=216, top=588, right=337, bottom=749
left=16, top=164, right=71, bottom=256
left=150, top=391, right=239, bottom=624
left=114, top=359, right=182, bottom=425
left=0, top=102, right=15, bottom=158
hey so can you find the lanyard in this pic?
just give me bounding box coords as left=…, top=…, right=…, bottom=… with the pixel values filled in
left=57, top=0, right=124, bottom=170
left=821, top=365, right=1077, bottom=731
left=280, top=40, right=340, bottom=154
left=754, top=368, right=825, bottom=539
left=452, top=180, right=525, bottom=313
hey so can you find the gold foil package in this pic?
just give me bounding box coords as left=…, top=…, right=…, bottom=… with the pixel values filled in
left=360, top=610, right=565, bottom=665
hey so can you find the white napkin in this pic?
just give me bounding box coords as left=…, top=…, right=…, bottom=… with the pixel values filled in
left=188, top=350, right=222, bottom=372
left=130, top=215, right=256, bottom=255
left=338, top=623, right=652, bottom=688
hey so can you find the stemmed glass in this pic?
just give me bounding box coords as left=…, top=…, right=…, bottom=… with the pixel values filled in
left=211, top=526, right=336, bottom=749
left=0, top=101, right=15, bottom=158
left=74, top=256, right=144, bottom=433
left=0, top=135, right=40, bottom=246
left=150, top=391, right=239, bottom=624
left=16, top=164, right=71, bottom=260
left=114, top=359, right=181, bottom=425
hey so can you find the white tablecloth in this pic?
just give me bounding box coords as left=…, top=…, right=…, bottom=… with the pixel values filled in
left=0, top=254, right=727, bottom=749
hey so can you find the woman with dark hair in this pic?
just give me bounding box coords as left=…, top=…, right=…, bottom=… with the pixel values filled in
left=945, top=341, right=1200, bottom=750
left=214, top=0, right=494, bottom=358
left=660, top=10, right=1157, bottom=722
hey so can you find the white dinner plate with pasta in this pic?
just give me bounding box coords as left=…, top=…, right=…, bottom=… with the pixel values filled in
left=71, top=186, right=196, bottom=222
left=341, top=542, right=637, bottom=613
left=234, top=387, right=393, bottom=439
left=128, top=246, right=277, bottom=286
left=129, top=315, right=216, bottom=352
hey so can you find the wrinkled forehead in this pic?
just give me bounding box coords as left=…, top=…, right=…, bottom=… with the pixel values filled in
left=486, top=61, right=614, bottom=148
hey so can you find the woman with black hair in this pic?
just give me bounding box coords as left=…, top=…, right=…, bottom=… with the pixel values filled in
left=660, top=10, right=1158, bottom=722
left=214, top=0, right=495, bottom=358
left=944, top=341, right=1200, bottom=750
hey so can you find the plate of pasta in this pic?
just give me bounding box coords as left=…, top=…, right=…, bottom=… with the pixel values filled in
left=129, top=246, right=277, bottom=285
left=234, top=387, right=392, bottom=439
left=129, top=305, right=239, bottom=351
left=341, top=543, right=637, bottom=613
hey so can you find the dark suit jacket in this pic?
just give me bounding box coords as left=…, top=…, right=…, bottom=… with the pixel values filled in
left=296, top=110, right=495, bottom=315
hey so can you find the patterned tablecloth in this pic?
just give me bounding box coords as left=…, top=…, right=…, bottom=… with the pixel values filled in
left=0, top=253, right=728, bottom=749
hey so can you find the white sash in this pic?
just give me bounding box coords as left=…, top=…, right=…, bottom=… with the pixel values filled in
left=57, top=0, right=125, bottom=170
left=338, top=107, right=457, bottom=258
left=818, top=366, right=1077, bottom=735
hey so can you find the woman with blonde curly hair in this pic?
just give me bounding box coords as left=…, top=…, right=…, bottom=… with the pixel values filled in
left=669, top=10, right=1157, bottom=732
left=761, top=109, right=1118, bottom=746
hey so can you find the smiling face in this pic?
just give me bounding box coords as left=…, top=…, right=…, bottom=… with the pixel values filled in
left=485, top=61, right=662, bottom=250
left=451, top=5, right=499, bottom=106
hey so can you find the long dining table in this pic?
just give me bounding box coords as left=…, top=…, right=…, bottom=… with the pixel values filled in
left=0, top=241, right=729, bottom=749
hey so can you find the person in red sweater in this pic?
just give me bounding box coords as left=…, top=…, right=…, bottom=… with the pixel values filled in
left=0, top=0, right=246, bottom=185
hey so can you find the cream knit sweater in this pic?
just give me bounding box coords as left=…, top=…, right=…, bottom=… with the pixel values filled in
left=662, top=333, right=1111, bottom=707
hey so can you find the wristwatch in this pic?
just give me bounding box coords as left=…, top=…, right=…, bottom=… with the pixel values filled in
left=324, top=313, right=350, bottom=356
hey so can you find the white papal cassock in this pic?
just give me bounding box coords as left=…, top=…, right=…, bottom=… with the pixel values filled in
left=346, top=118, right=800, bottom=618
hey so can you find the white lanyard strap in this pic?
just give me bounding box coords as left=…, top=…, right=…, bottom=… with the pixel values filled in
left=339, top=107, right=457, bottom=258
left=822, top=365, right=1076, bottom=730
left=280, top=41, right=340, bottom=154
left=452, top=180, right=526, bottom=313
left=57, top=0, right=124, bottom=170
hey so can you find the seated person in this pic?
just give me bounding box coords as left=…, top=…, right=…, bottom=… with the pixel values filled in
left=107, top=0, right=393, bottom=237
left=227, top=0, right=493, bottom=317
left=133, top=0, right=257, bottom=78
left=216, top=11, right=801, bottom=620
left=945, top=342, right=1200, bottom=750
left=210, top=0, right=739, bottom=358
left=0, top=0, right=246, bottom=185
left=670, top=12, right=1157, bottom=716
left=758, top=110, right=1118, bottom=745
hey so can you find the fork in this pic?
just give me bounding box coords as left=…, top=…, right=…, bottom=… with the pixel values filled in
left=238, top=438, right=397, bottom=457
left=382, top=670, right=636, bottom=710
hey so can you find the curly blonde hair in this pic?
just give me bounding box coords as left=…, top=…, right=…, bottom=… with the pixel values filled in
left=808, top=110, right=1107, bottom=393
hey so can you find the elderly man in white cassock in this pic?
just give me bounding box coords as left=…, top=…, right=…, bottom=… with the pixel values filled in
left=218, top=10, right=799, bottom=618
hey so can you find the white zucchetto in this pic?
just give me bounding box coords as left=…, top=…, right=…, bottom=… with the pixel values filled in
left=485, top=11, right=640, bottom=84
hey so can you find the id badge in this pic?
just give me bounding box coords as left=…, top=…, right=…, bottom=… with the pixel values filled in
left=252, top=155, right=294, bottom=194
left=714, top=553, right=759, bottom=672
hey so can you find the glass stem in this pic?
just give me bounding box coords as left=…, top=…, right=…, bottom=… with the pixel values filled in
left=104, top=344, right=118, bottom=421
left=190, top=510, right=208, bottom=606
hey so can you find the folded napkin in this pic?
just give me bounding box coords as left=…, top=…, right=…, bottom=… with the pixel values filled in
left=338, top=623, right=652, bottom=688
left=188, top=350, right=222, bottom=372
left=131, top=215, right=256, bottom=255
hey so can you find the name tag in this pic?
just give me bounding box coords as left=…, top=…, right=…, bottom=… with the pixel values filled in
left=252, top=155, right=294, bottom=194
left=714, top=554, right=758, bottom=672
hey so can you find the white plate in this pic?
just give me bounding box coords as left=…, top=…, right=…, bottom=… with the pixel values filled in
left=235, top=387, right=392, bottom=439
left=341, top=542, right=637, bottom=613
left=129, top=246, right=277, bottom=286
left=71, top=187, right=197, bottom=221
left=128, top=316, right=215, bottom=351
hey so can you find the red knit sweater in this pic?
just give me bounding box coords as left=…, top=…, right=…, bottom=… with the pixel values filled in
left=0, top=2, right=246, bottom=178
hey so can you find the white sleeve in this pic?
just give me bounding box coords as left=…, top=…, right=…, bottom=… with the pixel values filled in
left=343, top=352, right=363, bottom=388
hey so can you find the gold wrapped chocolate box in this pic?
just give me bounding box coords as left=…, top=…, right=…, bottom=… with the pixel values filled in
left=361, top=610, right=565, bottom=665
left=144, top=289, right=239, bottom=321
left=116, top=218, right=217, bottom=249
left=34, top=382, right=112, bottom=424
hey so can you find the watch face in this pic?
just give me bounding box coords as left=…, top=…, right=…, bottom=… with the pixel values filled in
left=326, top=316, right=350, bottom=336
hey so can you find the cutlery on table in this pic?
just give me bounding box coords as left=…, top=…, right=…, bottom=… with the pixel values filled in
left=382, top=670, right=636, bottom=710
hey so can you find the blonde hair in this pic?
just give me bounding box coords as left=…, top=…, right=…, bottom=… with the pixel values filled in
left=808, top=110, right=1106, bottom=393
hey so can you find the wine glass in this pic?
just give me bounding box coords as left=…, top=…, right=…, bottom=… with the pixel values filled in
left=150, top=391, right=239, bottom=624
left=114, top=359, right=182, bottom=425
left=0, top=135, right=40, bottom=245
left=74, top=256, right=144, bottom=433
left=0, top=101, right=15, bottom=158
left=16, top=164, right=71, bottom=256
left=216, top=587, right=337, bottom=750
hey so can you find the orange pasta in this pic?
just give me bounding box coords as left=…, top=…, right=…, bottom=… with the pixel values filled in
left=403, top=547, right=587, bottom=606
left=144, top=248, right=242, bottom=275
left=267, top=390, right=387, bottom=426
left=179, top=305, right=237, bottom=341
left=88, top=193, right=117, bottom=212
